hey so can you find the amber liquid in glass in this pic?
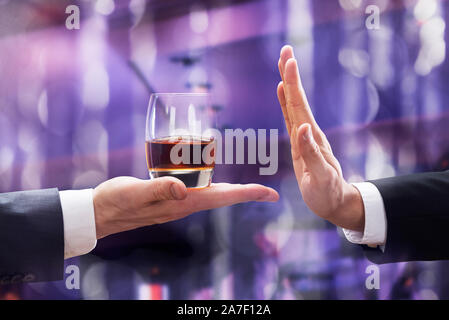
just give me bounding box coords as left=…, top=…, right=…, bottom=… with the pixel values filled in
left=146, top=136, right=215, bottom=188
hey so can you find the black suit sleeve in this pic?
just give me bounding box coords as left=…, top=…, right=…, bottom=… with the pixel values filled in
left=362, top=170, right=449, bottom=264
left=0, top=188, right=64, bottom=284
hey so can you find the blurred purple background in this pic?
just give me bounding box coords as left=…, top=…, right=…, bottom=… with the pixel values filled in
left=1, top=0, right=449, bottom=300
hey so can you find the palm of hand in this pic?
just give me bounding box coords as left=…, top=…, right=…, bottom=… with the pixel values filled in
left=277, top=45, right=364, bottom=231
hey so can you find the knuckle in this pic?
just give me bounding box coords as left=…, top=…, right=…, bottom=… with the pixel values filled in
left=152, top=182, right=170, bottom=200
left=287, top=99, right=303, bottom=109
left=310, top=143, right=320, bottom=156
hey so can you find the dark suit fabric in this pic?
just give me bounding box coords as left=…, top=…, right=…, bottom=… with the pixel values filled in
left=0, top=188, right=64, bottom=284
left=363, top=170, right=449, bottom=264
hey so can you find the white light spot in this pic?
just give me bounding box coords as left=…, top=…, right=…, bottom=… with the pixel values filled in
left=366, top=80, right=380, bottom=124
left=37, top=90, right=48, bottom=126
left=74, top=120, right=109, bottom=171
left=95, top=0, right=115, bottom=16
left=21, top=161, right=41, bottom=190
left=419, top=289, right=439, bottom=300
left=138, top=284, right=150, bottom=300
left=130, top=33, right=157, bottom=75
left=73, top=170, right=107, bottom=189
left=0, top=147, right=14, bottom=174
left=338, top=48, right=370, bottom=78
left=414, top=0, right=437, bottom=22
left=365, top=135, right=396, bottom=180
left=190, top=6, right=209, bottom=34
left=129, top=0, right=146, bottom=26
left=18, top=125, right=37, bottom=152
left=415, top=17, right=446, bottom=76
left=82, top=64, right=110, bottom=110
left=420, top=17, right=446, bottom=41
left=338, top=0, right=362, bottom=10
left=81, top=263, right=109, bottom=300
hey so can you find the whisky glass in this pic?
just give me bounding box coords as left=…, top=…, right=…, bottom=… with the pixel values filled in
left=145, top=93, right=216, bottom=188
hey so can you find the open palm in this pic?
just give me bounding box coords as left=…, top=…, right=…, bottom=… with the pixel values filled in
left=277, top=45, right=364, bottom=231
left=93, top=176, right=279, bottom=239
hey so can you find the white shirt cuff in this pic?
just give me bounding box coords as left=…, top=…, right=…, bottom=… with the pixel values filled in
left=343, top=182, right=387, bottom=247
left=59, top=189, right=97, bottom=259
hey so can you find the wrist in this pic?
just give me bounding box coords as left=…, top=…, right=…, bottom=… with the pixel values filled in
left=92, top=188, right=107, bottom=239
left=332, top=182, right=365, bottom=232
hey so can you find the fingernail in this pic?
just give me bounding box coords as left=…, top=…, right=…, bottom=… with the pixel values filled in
left=170, top=184, right=183, bottom=200
left=286, top=57, right=296, bottom=65
left=303, top=125, right=313, bottom=143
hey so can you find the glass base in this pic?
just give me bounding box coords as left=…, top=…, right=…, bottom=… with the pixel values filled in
left=149, top=169, right=213, bottom=189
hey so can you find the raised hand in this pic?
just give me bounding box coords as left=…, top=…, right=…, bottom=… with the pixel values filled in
left=93, top=176, right=279, bottom=239
left=277, top=45, right=364, bottom=232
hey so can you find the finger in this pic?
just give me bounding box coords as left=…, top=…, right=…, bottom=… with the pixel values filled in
left=296, top=123, right=330, bottom=177
left=290, top=125, right=305, bottom=181
left=278, top=59, right=283, bottom=81
left=291, top=125, right=301, bottom=161
left=144, top=176, right=187, bottom=202
left=183, top=183, right=279, bottom=212
left=283, top=58, right=316, bottom=128
left=277, top=81, right=291, bottom=135
left=279, top=45, right=294, bottom=81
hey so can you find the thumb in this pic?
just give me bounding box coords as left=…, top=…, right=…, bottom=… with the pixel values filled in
left=146, top=176, right=187, bottom=201
left=296, top=124, right=329, bottom=176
